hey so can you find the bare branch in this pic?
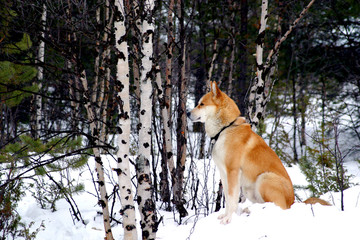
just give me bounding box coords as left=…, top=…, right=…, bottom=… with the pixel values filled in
left=265, top=0, right=316, bottom=68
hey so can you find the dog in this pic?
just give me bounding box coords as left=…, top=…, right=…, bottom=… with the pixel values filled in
left=187, top=81, right=295, bottom=224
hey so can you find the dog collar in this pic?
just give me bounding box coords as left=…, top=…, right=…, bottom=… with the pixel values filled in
left=210, top=118, right=238, bottom=144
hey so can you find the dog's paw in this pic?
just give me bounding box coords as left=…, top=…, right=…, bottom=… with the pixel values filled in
left=217, top=213, right=226, bottom=220
left=240, top=207, right=251, bottom=216
left=219, top=214, right=232, bottom=224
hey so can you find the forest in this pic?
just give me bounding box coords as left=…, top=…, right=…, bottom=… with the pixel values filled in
left=0, top=0, right=359, bottom=239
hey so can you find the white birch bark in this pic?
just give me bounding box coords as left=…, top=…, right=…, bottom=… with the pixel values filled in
left=207, top=39, right=218, bottom=83
left=35, top=4, right=46, bottom=138
left=79, top=70, right=114, bottom=240
left=248, top=0, right=268, bottom=130
left=164, top=0, right=175, bottom=181
left=114, top=0, right=138, bottom=239
left=137, top=0, right=158, bottom=238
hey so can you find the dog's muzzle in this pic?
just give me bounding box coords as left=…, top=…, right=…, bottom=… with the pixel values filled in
left=187, top=111, right=201, bottom=122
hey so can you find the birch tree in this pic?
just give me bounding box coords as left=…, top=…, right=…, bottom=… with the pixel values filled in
left=79, top=69, right=114, bottom=240
left=88, top=2, right=114, bottom=238
left=136, top=0, right=158, bottom=238
left=247, top=0, right=315, bottom=129
left=34, top=4, right=46, bottom=139
left=114, top=0, right=137, bottom=239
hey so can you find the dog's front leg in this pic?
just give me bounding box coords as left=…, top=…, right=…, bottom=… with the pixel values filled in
left=218, top=170, right=241, bottom=224
left=217, top=171, right=229, bottom=221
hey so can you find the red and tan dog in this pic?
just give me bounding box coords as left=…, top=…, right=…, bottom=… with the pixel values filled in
left=188, top=81, right=295, bottom=224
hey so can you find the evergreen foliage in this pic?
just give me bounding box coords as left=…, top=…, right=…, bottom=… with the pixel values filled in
left=0, top=134, right=87, bottom=211
left=0, top=173, right=23, bottom=240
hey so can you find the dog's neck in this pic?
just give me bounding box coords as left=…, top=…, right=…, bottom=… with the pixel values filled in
left=205, top=116, right=244, bottom=139
left=210, top=119, right=237, bottom=143
left=205, top=118, right=224, bottom=139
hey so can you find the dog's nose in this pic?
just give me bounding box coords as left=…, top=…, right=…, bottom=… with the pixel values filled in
left=186, top=112, right=191, bottom=118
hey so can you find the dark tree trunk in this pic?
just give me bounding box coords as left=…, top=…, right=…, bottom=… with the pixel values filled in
left=173, top=0, right=188, bottom=221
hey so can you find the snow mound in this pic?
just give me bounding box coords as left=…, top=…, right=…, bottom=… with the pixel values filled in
left=158, top=194, right=360, bottom=240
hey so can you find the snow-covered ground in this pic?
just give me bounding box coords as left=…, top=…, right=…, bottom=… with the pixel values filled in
left=157, top=161, right=360, bottom=240
left=15, top=159, right=360, bottom=240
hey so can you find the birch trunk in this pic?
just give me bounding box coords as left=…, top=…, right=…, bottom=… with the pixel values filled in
left=114, top=0, right=138, bottom=239
left=207, top=39, right=217, bottom=83
left=79, top=69, right=114, bottom=240
left=165, top=0, right=175, bottom=177
left=35, top=4, right=46, bottom=138
left=247, top=0, right=268, bottom=130
left=137, top=0, right=158, bottom=238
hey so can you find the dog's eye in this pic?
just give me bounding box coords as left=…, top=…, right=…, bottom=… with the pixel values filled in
left=199, top=103, right=204, bottom=106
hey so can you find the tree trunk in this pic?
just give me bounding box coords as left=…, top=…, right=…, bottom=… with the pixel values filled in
left=66, top=0, right=80, bottom=132
left=292, top=75, right=298, bottom=162
left=156, top=67, right=171, bottom=210
left=193, top=0, right=207, bottom=158
left=34, top=4, right=46, bottom=139
left=158, top=0, right=175, bottom=210
left=214, top=180, right=223, bottom=212
left=173, top=0, right=188, bottom=221
left=98, top=0, right=113, bottom=150
left=227, top=37, right=235, bottom=97
left=114, top=1, right=138, bottom=239
left=247, top=0, right=269, bottom=130
left=238, top=0, right=248, bottom=114
left=79, top=69, right=114, bottom=240
left=128, top=0, right=141, bottom=113
left=299, top=75, right=307, bottom=157
left=136, top=0, right=158, bottom=238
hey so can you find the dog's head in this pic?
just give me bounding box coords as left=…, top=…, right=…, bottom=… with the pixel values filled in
left=187, top=81, right=240, bottom=124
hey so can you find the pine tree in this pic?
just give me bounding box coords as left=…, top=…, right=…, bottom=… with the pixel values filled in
left=0, top=4, right=37, bottom=143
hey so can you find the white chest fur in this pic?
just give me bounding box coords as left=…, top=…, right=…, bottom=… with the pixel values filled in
left=211, top=134, right=227, bottom=173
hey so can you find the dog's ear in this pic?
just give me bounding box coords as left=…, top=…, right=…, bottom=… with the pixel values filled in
left=211, top=81, right=221, bottom=98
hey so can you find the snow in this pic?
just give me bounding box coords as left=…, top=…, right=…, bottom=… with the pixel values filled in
left=157, top=162, right=360, bottom=240
left=14, top=159, right=360, bottom=240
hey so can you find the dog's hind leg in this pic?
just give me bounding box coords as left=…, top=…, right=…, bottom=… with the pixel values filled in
left=218, top=169, right=241, bottom=224
left=256, top=172, right=294, bottom=209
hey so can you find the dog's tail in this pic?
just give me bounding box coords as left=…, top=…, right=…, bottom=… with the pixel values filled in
left=303, top=197, right=331, bottom=206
